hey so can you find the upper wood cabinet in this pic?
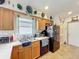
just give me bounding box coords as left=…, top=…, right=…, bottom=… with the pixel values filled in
left=0, top=8, right=14, bottom=30
left=32, top=16, right=51, bottom=30
left=38, top=19, right=51, bottom=30
left=0, top=8, right=3, bottom=30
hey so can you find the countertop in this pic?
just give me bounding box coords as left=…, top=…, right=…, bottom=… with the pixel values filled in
left=31, top=37, right=49, bottom=42
left=0, top=41, right=21, bottom=59
left=0, top=37, right=49, bottom=59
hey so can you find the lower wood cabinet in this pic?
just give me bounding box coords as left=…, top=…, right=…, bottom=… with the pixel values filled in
left=11, top=45, right=32, bottom=59
left=23, top=46, right=32, bottom=59
left=11, top=41, right=40, bottom=59
left=32, top=41, right=40, bottom=59
left=18, top=46, right=25, bottom=59
left=11, top=46, right=19, bottom=59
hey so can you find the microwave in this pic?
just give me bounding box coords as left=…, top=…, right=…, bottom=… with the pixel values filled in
left=0, top=36, right=13, bottom=44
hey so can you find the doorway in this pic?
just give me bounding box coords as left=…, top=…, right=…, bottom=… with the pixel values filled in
left=67, top=21, right=79, bottom=47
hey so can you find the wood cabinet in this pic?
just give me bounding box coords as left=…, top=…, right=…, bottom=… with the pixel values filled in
left=0, top=8, right=3, bottom=30
left=32, top=41, right=40, bottom=59
left=18, top=45, right=32, bottom=59
left=11, top=46, right=19, bottom=59
left=0, top=8, right=14, bottom=30
left=18, top=46, right=25, bottom=59
left=38, top=19, right=51, bottom=30
left=11, top=45, right=32, bottom=59
left=32, top=16, right=51, bottom=30
left=24, top=46, right=32, bottom=59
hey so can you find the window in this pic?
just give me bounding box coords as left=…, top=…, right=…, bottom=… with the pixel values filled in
left=18, top=17, right=33, bottom=35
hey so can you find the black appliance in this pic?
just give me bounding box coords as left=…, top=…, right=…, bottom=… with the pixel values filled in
left=0, top=0, right=5, bottom=4
left=49, top=25, right=60, bottom=52
left=0, top=37, right=9, bottom=44
left=0, top=36, right=13, bottom=44
left=40, top=39, right=49, bottom=56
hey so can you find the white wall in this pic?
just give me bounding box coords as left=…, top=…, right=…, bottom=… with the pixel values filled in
left=53, top=14, right=78, bottom=45
left=59, top=14, right=79, bottom=45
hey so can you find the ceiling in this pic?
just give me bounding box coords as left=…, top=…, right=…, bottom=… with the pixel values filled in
left=13, top=0, right=79, bottom=17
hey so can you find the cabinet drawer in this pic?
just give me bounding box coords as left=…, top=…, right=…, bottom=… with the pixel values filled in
left=32, top=41, right=40, bottom=47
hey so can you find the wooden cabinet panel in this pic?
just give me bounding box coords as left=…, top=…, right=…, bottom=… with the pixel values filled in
left=19, top=46, right=32, bottom=59
left=32, top=16, right=51, bottom=30
left=18, top=49, right=25, bottom=59
left=32, top=46, right=40, bottom=59
left=11, top=46, right=19, bottom=59
left=24, top=46, right=32, bottom=59
left=10, top=10, right=14, bottom=30
left=32, top=41, right=40, bottom=59
left=38, top=19, right=46, bottom=30
left=2, top=9, right=14, bottom=30
left=2, top=9, right=10, bottom=29
left=0, top=8, right=3, bottom=30
left=11, top=45, right=32, bottom=59
left=0, top=8, right=14, bottom=30
left=38, top=19, right=51, bottom=30
left=32, top=41, right=40, bottom=46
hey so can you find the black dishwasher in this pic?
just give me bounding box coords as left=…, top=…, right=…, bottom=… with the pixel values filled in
left=40, top=39, right=49, bottom=56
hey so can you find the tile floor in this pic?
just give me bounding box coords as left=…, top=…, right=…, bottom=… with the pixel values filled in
left=39, top=44, right=79, bottom=59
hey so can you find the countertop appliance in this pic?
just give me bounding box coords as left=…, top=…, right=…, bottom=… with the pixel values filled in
left=0, top=37, right=9, bottom=44
left=0, top=36, right=13, bottom=44
left=0, top=0, right=5, bottom=4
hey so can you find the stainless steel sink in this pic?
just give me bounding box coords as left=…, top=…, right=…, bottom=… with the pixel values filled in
left=22, top=41, right=32, bottom=47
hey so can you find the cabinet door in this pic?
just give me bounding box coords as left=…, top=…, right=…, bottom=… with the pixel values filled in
left=38, top=19, right=50, bottom=30
left=18, top=45, right=32, bottom=59
left=32, top=46, right=40, bottom=59
left=19, top=49, right=25, bottom=59
left=2, top=9, right=14, bottom=30
left=11, top=46, right=19, bottom=59
left=24, top=46, right=32, bottom=59
left=0, top=8, right=3, bottom=30
left=9, top=10, right=14, bottom=30
left=32, top=41, right=40, bottom=59
left=38, top=19, right=46, bottom=30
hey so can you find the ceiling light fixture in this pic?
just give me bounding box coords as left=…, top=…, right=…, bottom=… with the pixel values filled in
left=68, top=11, right=72, bottom=15
left=45, top=6, right=48, bottom=10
